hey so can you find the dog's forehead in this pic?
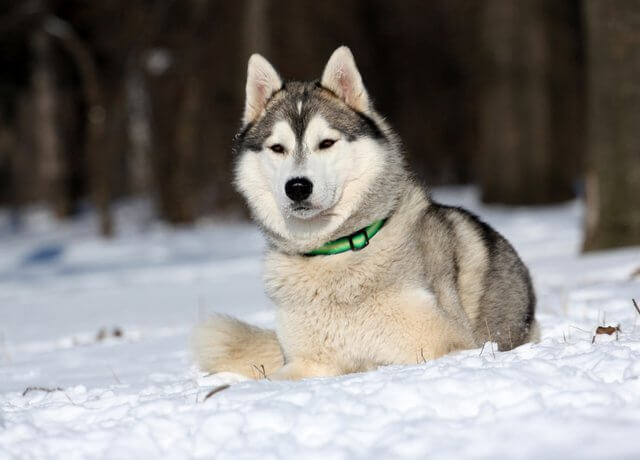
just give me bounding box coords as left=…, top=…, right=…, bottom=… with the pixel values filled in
left=238, top=81, right=383, bottom=152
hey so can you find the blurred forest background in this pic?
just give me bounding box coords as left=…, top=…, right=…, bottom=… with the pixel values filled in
left=0, top=0, right=638, bottom=251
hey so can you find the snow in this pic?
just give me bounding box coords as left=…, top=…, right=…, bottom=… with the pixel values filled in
left=1, top=188, right=640, bottom=459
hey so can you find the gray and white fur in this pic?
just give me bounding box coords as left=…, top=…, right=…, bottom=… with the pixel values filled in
left=193, top=46, right=538, bottom=380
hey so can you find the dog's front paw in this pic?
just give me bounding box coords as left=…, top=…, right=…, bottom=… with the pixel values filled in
left=271, top=360, right=342, bottom=380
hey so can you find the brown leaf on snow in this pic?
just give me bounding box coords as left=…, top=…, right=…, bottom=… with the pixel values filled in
left=595, top=326, right=619, bottom=335
left=591, top=325, right=621, bottom=343
left=96, top=327, right=124, bottom=342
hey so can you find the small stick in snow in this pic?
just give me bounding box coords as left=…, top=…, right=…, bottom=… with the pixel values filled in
left=420, top=348, right=427, bottom=364
left=632, top=299, right=640, bottom=316
left=203, top=384, right=230, bottom=401
left=22, top=386, right=64, bottom=397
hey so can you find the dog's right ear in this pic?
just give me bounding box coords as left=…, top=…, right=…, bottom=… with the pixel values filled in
left=243, top=54, right=282, bottom=125
left=321, top=46, right=370, bottom=113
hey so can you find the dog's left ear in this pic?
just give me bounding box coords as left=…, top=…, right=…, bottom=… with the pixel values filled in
left=321, top=46, right=370, bottom=113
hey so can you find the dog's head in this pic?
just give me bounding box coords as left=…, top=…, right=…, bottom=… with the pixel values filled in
left=234, top=46, right=407, bottom=253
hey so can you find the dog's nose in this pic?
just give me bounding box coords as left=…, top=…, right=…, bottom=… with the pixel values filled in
left=285, top=177, right=313, bottom=202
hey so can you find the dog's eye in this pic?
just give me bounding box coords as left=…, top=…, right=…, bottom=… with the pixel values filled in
left=318, top=139, right=336, bottom=150
left=269, top=144, right=285, bottom=153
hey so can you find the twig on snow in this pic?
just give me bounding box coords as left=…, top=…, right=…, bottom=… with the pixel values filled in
left=203, top=384, right=230, bottom=401
left=22, top=386, right=64, bottom=397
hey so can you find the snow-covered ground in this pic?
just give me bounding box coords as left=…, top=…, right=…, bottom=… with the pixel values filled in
left=1, top=188, right=639, bottom=459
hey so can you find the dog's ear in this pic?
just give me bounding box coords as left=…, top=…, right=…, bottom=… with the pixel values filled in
left=244, top=54, right=282, bottom=125
left=321, top=46, right=369, bottom=113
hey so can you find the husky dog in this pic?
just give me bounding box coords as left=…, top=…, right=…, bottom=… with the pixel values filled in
left=193, top=46, right=538, bottom=380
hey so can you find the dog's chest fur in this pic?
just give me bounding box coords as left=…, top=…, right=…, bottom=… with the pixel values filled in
left=262, top=188, right=439, bottom=367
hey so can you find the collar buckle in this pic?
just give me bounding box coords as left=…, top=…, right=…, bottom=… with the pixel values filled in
left=348, top=228, right=370, bottom=251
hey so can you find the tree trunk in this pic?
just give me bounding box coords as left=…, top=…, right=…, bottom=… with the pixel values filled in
left=478, top=0, right=583, bottom=205
left=583, top=1, right=640, bottom=251
left=32, top=29, right=69, bottom=217
left=146, top=0, right=246, bottom=222
left=125, top=64, right=152, bottom=198
left=45, top=16, right=114, bottom=236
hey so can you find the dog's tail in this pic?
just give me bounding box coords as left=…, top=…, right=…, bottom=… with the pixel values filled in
left=192, top=314, right=284, bottom=379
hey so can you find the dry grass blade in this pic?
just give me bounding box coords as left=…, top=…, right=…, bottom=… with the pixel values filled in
left=109, top=366, right=122, bottom=384
left=484, top=318, right=496, bottom=359
left=203, top=384, right=230, bottom=401
left=632, top=298, right=640, bottom=316
left=252, top=364, right=268, bottom=380
left=569, top=325, right=592, bottom=334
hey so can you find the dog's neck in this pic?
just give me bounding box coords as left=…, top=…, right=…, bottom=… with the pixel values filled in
left=262, top=180, right=429, bottom=256
left=304, top=218, right=388, bottom=256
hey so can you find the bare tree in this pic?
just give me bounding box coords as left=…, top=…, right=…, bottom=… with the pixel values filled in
left=583, top=1, right=640, bottom=250
left=478, top=0, right=583, bottom=205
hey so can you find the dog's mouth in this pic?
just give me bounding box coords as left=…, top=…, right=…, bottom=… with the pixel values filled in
left=287, top=204, right=322, bottom=220
left=287, top=202, right=336, bottom=220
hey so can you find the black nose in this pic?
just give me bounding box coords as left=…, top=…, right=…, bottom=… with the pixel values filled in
left=285, top=177, right=313, bottom=202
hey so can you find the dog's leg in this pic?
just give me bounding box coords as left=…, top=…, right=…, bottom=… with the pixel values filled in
left=393, top=311, right=477, bottom=364
left=369, top=288, right=478, bottom=365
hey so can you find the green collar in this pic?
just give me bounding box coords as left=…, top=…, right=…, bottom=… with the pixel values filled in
left=305, top=218, right=387, bottom=256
